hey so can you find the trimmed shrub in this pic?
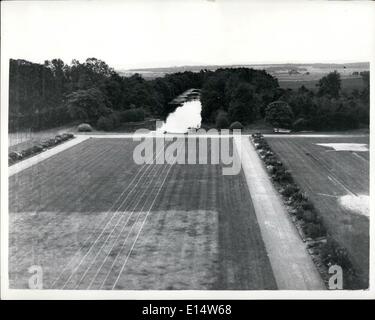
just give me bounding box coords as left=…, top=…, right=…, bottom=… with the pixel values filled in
left=265, top=156, right=279, bottom=166
left=321, top=238, right=361, bottom=289
left=321, top=237, right=352, bottom=270
left=9, top=151, right=22, bottom=161
left=31, top=145, right=43, bottom=153
left=8, top=133, right=74, bottom=166
left=61, top=133, right=74, bottom=140
left=281, top=184, right=300, bottom=197
left=255, top=140, right=269, bottom=150
left=291, top=191, right=307, bottom=203
left=281, top=170, right=293, bottom=183
left=273, top=169, right=293, bottom=184
left=47, top=138, right=56, bottom=145
left=303, top=222, right=326, bottom=239
left=41, top=139, right=53, bottom=148
left=294, top=207, right=305, bottom=220
left=229, top=121, right=244, bottom=130
left=266, top=165, right=275, bottom=174
left=215, top=111, right=229, bottom=129
left=21, top=148, right=34, bottom=157
left=300, top=200, right=314, bottom=211
left=78, top=123, right=93, bottom=132
left=263, top=152, right=274, bottom=161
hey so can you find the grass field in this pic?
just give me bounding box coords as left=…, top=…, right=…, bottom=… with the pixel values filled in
left=9, top=137, right=276, bottom=290
left=266, top=135, right=369, bottom=287
left=278, top=76, right=365, bottom=92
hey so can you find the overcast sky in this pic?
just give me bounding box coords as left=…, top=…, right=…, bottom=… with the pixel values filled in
left=1, top=0, right=375, bottom=69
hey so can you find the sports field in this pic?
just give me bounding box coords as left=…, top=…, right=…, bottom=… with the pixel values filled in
left=266, top=135, right=369, bottom=287
left=9, top=137, right=276, bottom=290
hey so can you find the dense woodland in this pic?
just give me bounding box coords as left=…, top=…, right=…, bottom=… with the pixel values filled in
left=201, top=68, right=370, bottom=131
left=9, top=58, right=203, bottom=131
left=9, top=58, right=369, bottom=132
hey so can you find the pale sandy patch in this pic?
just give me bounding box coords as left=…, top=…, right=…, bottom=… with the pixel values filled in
left=338, top=195, right=369, bottom=217
left=316, top=143, right=368, bottom=152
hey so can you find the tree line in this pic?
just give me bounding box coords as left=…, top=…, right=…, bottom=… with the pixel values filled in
left=9, top=58, right=203, bottom=131
left=200, top=68, right=369, bottom=131
left=200, top=68, right=280, bottom=126
left=9, top=58, right=369, bottom=132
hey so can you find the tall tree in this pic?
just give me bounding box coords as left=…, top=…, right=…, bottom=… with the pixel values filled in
left=228, top=82, right=258, bottom=124
left=65, top=88, right=111, bottom=123
left=265, top=101, right=294, bottom=128
left=317, top=71, right=341, bottom=98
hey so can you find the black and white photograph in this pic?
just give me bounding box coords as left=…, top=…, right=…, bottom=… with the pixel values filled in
left=1, top=0, right=374, bottom=301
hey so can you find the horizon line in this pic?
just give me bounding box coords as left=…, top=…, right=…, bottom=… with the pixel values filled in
left=118, top=61, right=370, bottom=71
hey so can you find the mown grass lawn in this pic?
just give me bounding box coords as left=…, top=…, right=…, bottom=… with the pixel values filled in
left=9, top=137, right=276, bottom=290
left=266, top=135, right=369, bottom=288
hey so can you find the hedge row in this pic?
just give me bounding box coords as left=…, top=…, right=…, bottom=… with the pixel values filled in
left=9, top=133, right=74, bottom=166
left=253, top=133, right=326, bottom=239
left=251, top=133, right=359, bottom=289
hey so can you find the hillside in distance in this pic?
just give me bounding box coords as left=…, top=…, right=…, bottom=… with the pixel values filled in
left=118, top=62, right=370, bottom=81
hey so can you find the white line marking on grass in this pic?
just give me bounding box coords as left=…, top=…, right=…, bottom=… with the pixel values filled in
left=52, top=139, right=159, bottom=288
left=60, top=139, right=167, bottom=289
left=51, top=159, right=147, bottom=288
left=352, top=152, right=369, bottom=162
left=94, top=164, right=170, bottom=290
left=327, top=176, right=356, bottom=197
left=75, top=142, right=169, bottom=288
left=303, top=147, right=357, bottom=197
left=81, top=158, right=167, bottom=289
left=110, top=159, right=176, bottom=290
left=62, top=147, right=161, bottom=289
left=98, top=141, right=182, bottom=290
left=92, top=141, right=180, bottom=289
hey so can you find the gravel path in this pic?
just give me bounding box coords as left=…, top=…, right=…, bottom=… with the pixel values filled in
left=235, top=136, right=325, bottom=290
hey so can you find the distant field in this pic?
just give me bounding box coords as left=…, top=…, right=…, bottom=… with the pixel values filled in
left=9, top=137, right=276, bottom=290
left=266, top=135, right=369, bottom=287
left=278, top=76, right=365, bottom=92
